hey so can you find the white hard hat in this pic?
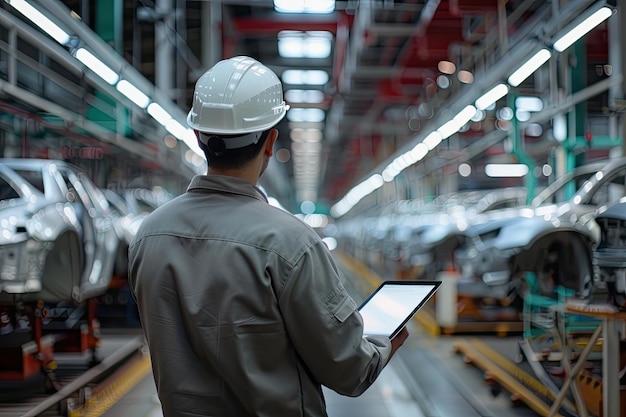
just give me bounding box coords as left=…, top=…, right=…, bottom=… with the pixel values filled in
left=187, top=56, right=289, bottom=139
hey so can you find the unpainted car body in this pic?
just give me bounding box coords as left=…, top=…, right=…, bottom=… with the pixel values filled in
left=0, top=159, right=118, bottom=303
left=454, top=157, right=626, bottom=304
left=105, top=187, right=172, bottom=277
left=335, top=188, right=529, bottom=278
left=592, top=198, right=626, bottom=310
left=396, top=187, right=530, bottom=279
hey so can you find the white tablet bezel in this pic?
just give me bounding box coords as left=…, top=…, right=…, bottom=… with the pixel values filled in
left=358, top=280, right=441, bottom=339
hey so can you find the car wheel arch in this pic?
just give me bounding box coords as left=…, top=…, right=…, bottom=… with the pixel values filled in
left=39, top=230, right=83, bottom=303
left=511, top=230, right=594, bottom=301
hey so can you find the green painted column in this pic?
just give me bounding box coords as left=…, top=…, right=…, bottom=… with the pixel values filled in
left=508, top=92, right=536, bottom=204
left=560, top=39, right=587, bottom=200
left=86, top=0, right=130, bottom=136
left=572, top=40, right=587, bottom=168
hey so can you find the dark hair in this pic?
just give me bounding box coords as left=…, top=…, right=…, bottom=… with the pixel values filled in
left=198, top=131, right=270, bottom=169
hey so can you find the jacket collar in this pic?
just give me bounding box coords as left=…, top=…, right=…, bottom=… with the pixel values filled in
left=186, top=175, right=269, bottom=203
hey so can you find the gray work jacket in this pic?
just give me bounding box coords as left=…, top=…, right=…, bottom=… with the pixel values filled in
left=128, top=175, right=392, bottom=417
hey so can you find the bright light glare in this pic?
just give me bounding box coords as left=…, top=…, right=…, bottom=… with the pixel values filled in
left=553, top=7, right=613, bottom=52
left=285, top=89, right=325, bottom=104
left=274, top=0, right=334, bottom=13
left=383, top=150, right=424, bottom=181
left=542, top=164, right=553, bottom=177
left=278, top=31, right=332, bottom=58
left=485, top=164, right=529, bottom=177
left=507, top=49, right=551, bottom=87
left=457, top=70, right=474, bottom=84
left=515, top=96, right=543, bottom=112
left=322, top=237, right=337, bottom=251
left=147, top=103, right=172, bottom=126
left=290, top=128, right=323, bottom=142
left=423, top=131, right=443, bottom=150
left=75, top=48, right=120, bottom=85
left=282, top=69, right=329, bottom=85
left=459, top=163, right=472, bottom=177
left=331, top=174, right=383, bottom=218
left=438, top=60, right=456, bottom=74
left=165, top=119, right=185, bottom=137
left=116, top=80, right=150, bottom=108
left=267, top=196, right=286, bottom=210
left=8, top=0, right=71, bottom=45
left=300, top=200, right=316, bottom=214
left=553, top=114, right=567, bottom=142
left=287, top=108, right=325, bottom=123
left=304, top=213, right=328, bottom=228
left=437, top=105, right=476, bottom=139
left=475, top=84, right=509, bottom=111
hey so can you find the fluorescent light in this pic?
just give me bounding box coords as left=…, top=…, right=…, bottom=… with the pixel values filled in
left=408, top=143, right=428, bottom=163
left=278, top=31, right=332, bottom=59
left=515, top=96, right=543, bottom=112
left=349, top=175, right=383, bottom=202
left=284, top=89, right=325, bottom=104
left=116, top=80, right=150, bottom=108
left=455, top=105, right=477, bottom=126
left=282, top=70, right=329, bottom=86
left=74, top=48, right=119, bottom=85
left=165, top=119, right=188, bottom=138
left=423, top=131, right=443, bottom=150
left=147, top=103, right=172, bottom=126
left=475, top=84, right=509, bottom=111
left=553, top=6, right=613, bottom=52
left=485, top=163, right=529, bottom=177
left=553, top=114, right=567, bottom=142
left=290, top=128, right=322, bottom=142
left=166, top=119, right=200, bottom=153
left=437, top=105, right=476, bottom=139
left=7, top=0, right=71, bottom=45
left=287, top=108, right=325, bottom=123
left=507, top=48, right=551, bottom=87
left=181, top=129, right=200, bottom=153
left=274, top=0, right=334, bottom=13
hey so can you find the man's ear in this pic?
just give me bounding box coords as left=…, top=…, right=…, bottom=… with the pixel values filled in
left=264, top=129, right=278, bottom=157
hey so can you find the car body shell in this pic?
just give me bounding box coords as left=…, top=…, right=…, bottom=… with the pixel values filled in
left=396, top=187, right=530, bottom=279
left=336, top=188, right=530, bottom=278
left=105, top=188, right=172, bottom=277
left=592, top=198, right=626, bottom=310
left=0, top=158, right=118, bottom=303
left=454, top=157, right=626, bottom=301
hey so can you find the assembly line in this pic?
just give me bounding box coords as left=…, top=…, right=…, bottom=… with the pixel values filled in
left=0, top=1, right=625, bottom=416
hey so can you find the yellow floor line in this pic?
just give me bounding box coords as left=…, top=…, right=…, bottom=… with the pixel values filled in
left=337, top=251, right=441, bottom=336
left=336, top=251, right=382, bottom=290
left=69, top=353, right=152, bottom=417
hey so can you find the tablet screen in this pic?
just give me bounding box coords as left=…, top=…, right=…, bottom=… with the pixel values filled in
left=358, top=281, right=440, bottom=338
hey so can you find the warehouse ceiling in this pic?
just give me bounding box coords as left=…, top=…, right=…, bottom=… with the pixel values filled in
left=115, top=0, right=617, bottom=214
left=182, top=0, right=545, bottom=210
left=0, top=0, right=616, bottom=215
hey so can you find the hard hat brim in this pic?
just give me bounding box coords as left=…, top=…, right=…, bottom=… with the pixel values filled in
left=186, top=103, right=289, bottom=135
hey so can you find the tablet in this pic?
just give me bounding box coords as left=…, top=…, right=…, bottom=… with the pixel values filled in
left=358, top=281, right=441, bottom=339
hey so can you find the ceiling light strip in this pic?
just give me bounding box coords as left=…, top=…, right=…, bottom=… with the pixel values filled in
left=332, top=2, right=616, bottom=217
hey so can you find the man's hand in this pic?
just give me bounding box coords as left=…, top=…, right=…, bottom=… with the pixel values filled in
left=388, top=327, right=409, bottom=360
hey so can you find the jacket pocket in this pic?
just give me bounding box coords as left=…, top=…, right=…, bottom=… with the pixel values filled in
left=332, top=295, right=357, bottom=323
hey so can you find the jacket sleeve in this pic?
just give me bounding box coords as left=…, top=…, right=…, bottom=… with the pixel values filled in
left=278, top=240, right=392, bottom=396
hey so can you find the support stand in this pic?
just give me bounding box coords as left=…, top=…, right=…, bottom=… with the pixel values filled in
left=548, top=301, right=626, bottom=417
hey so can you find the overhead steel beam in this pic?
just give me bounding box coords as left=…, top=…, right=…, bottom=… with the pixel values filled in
left=350, top=0, right=609, bottom=195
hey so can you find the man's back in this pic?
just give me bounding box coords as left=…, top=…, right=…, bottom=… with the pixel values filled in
left=129, top=175, right=390, bottom=417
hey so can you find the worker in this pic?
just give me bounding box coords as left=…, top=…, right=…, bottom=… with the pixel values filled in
left=128, top=56, right=408, bottom=417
